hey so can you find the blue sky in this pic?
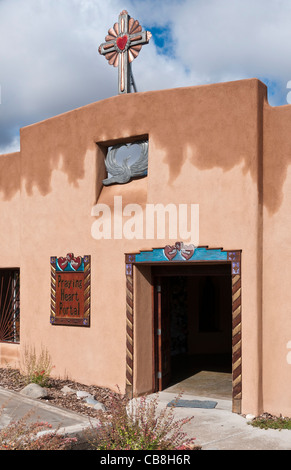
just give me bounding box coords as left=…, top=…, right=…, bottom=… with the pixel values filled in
left=1, top=0, right=291, bottom=153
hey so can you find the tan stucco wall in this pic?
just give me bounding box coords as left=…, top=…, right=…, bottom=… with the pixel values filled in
left=0, top=78, right=290, bottom=416
left=0, top=152, right=21, bottom=268
left=0, top=153, right=21, bottom=366
left=262, top=103, right=291, bottom=416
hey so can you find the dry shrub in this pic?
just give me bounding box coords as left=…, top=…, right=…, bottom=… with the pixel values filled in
left=0, top=409, right=77, bottom=450
left=20, top=344, right=54, bottom=387
left=85, top=390, right=198, bottom=450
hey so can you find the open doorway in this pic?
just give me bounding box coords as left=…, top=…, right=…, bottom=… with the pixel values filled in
left=152, top=264, right=232, bottom=399
left=125, top=245, right=242, bottom=412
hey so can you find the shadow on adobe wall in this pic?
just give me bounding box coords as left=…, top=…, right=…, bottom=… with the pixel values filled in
left=0, top=79, right=290, bottom=215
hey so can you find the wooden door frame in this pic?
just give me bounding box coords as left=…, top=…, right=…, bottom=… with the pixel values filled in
left=125, top=242, right=242, bottom=413
left=154, top=275, right=162, bottom=392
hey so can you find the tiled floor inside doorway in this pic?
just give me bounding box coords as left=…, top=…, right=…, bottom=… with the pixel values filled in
left=164, top=354, right=232, bottom=400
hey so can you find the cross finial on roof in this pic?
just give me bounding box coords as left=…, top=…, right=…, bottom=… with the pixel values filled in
left=98, top=10, right=152, bottom=95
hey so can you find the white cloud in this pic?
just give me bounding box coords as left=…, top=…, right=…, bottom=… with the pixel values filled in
left=0, top=136, right=20, bottom=155
left=0, top=0, right=291, bottom=152
left=174, top=0, right=291, bottom=74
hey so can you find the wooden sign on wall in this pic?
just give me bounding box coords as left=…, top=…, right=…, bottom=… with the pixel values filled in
left=50, top=253, right=91, bottom=326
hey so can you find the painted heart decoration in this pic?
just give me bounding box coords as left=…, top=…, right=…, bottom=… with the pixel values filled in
left=164, top=245, right=178, bottom=261
left=116, top=35, right=128, bottom=51
left=164, top=242, right=195, bottom=261
left=180, top=244, right=195, bottom=260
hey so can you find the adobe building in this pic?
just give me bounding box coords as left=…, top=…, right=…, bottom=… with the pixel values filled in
left=0, top=76, right=291, bottom=418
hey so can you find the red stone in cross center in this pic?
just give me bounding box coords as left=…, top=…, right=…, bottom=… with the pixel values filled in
left=116, top=35, right=128, bottom=51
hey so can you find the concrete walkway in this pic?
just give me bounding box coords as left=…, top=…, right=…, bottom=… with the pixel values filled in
left=0, top=387, right=95, bottom=443
left=1, top=386, right=291, bottom=450
left=158, top=391, right=291, bottom=450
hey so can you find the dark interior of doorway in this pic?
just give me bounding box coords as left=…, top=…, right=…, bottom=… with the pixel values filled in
left=153, top=264, right=232, bottom=399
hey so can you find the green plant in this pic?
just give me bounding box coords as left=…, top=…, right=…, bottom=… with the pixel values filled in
left=85, top=390, right=198, bottom=450
left=0, top=410, right=77, bottom=450
left=249, top=414, right=291, bottom=430
left=20, top=344, right=54, bottom=387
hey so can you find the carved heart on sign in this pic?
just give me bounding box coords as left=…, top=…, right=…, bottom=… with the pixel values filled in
left=57, top=253, right=82, bottom=271
left=58, top=257, right=69, bottom=271
left=117, top=35, right=128, bottom=51
left=71, top=256, right=82, bottom=271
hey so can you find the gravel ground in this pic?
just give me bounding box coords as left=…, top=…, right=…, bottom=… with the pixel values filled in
left=2, top=367, right=287, bottom=432
left=0, top=367, right=117, bottom=419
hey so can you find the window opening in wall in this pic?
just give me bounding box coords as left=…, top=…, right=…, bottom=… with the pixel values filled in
left=0, top=269, right=20, bottom=343
left=102, top=139, right=148, bottom=186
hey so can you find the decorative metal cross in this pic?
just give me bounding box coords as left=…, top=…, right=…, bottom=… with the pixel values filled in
left=98, top=10, right=152, bottom=94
